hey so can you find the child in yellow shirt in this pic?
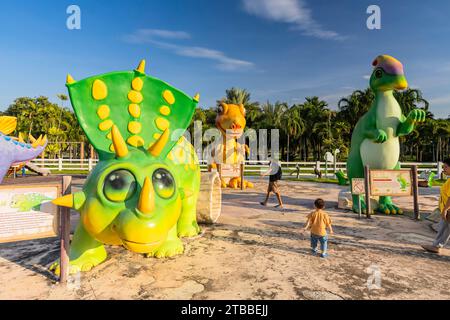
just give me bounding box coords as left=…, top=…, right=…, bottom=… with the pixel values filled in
left=304, top=198, right=333, bottom=258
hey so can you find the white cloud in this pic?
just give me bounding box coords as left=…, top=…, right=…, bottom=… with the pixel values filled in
left=429, top=94, right=450, bottom=106
left=125, top=29, right=191, bottom=42
left=363, top=75, right=371, bottom=80
left=241, top=0, right=345, bottom=40
left=124, top=29, right=253, bottom=71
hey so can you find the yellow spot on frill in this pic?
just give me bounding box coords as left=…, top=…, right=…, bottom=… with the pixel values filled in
left=106, top=132, right=112, bottom=140
left=99, top=119, right=113, bottom=131
left=128, top=90, right=143, bottom=103
left=132, top=77, right=144, bottom=91
left=153, top=133, right=161, bottom=139
left=162, top=90, right=175, bottom=105
left=128, top=104, right=141, bottom=118
left=159, top=105, right=170, bottom=116
left=92, top=79, right=108, bottom=100
left=97, top=105, right=110, bottom=120
left=155, top=117, right=170, bottom=131
left=128, top=121, right=142, bottom=134
left=110, top=144, right=115, bottom=152
left=127, top=135, right=145, bottom=147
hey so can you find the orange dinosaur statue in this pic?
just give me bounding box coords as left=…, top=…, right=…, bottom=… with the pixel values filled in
left=209, top=102, right=253, bottom=189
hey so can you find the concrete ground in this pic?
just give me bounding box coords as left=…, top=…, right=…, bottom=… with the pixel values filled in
left=0, top=179, right=449, bottom=300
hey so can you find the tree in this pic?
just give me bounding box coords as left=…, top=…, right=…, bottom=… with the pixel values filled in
left=282, top=106, right=304, bottom=162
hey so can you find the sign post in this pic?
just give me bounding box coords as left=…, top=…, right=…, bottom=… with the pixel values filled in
left=351, top=178, right=366, bottom=219
left=412, top=165, right=420, bottom=220
left=59, top=176, right=72, bottom=284
left=240, top=163, right=245, bottom=190
left=364, top=165, right=371, bottom=219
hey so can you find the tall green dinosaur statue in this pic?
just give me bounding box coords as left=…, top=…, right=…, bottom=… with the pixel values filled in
left=50, top=60, right=201, bottom=274
left=347, top=55, right=426, bottom=214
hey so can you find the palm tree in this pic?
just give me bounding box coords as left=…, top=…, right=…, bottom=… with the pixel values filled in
left=220, top=87, right=259, bottom=109
left=337, top=88, right=374, bottom=130
left=297, top=97, right=329, bottom=160
left=282, top=106, right=304, bottom=161
left=394, top=88, right=429, bottom=115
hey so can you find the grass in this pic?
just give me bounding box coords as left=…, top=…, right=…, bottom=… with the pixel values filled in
left=284, top=177, right=340, bottom=185
left=432, top=179, right=446, bottom=187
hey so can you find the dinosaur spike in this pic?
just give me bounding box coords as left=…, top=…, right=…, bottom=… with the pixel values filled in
left=32, top=135, right=42, bottom=148
left=28, top=134, right=36, bottom=143
left=148, top=128, right=169, bottom=157
left=52, top=194, right=74, bottom=208
left=193, top=93, right=200, bottom=102
left=66, top=74, right=76, bottom=84
left=136, top=60, right=146, bottom=74
left=40, top=134, right=47, bottom=146
left=138, top=177, right=155, bottom=214
left=0, top=116, right=17, bottom=135
left=18, top=132, right=24, bottom=143
left=111, top=125, right=129, bottom=158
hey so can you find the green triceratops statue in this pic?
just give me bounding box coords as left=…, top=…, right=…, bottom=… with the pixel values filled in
left=51, top=60, right=201, bottom=274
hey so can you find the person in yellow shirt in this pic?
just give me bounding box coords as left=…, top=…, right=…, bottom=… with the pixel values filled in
left=304, top=198, right=333, bottom=258
left=422, top=158, right=450, bottom=254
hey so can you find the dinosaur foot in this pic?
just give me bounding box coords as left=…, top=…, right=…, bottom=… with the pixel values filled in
left=49, top=248, right=107, bottom=275
left=352, top=199, right=373, bottom=215
left=377, top=203, right=403, bottom=215
left=145, top=239, right=184, bottom=258
left=178, top=220, right=201, bottom=238
left=377, top=196, right=403, bottom=215
left=227, top=177, right=253, bottom=189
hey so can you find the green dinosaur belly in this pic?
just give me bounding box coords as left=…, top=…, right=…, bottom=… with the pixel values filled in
left=360, top=92, right=401, bottom=170
left=360, top=137, right=399, bottom=169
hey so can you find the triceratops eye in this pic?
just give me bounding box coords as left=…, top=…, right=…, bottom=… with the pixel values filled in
left=152, top=168, right=175, bottom=199
left=103, top=169, right=137, bottom=202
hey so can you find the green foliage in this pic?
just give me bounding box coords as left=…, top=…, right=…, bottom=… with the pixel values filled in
left=3, top=95, right=86, bottom=157
left=2, top=86, right=449, bottom=163
left=191, top=87, right=448, bottom=162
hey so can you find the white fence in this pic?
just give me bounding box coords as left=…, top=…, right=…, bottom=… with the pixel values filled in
left=28, top=158, right=444, bottom=179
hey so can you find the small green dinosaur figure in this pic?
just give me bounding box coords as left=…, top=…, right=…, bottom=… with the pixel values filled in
left=10, top=193, right=51, bottom=211
left=347, top=55, right=426, bottom=215
left=335, top=170, right=349, bottom=186
left=397, top=174, right=410, bottom=191
left=50, top=60, right=201, bottom=275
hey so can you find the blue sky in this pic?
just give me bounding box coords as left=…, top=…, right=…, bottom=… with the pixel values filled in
left=0, top=0, right=449, bottom=118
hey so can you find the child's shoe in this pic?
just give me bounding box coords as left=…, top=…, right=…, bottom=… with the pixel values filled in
left=311, top=249, right=318, bottom=255
left=320, top=253, right=328, bottom=258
